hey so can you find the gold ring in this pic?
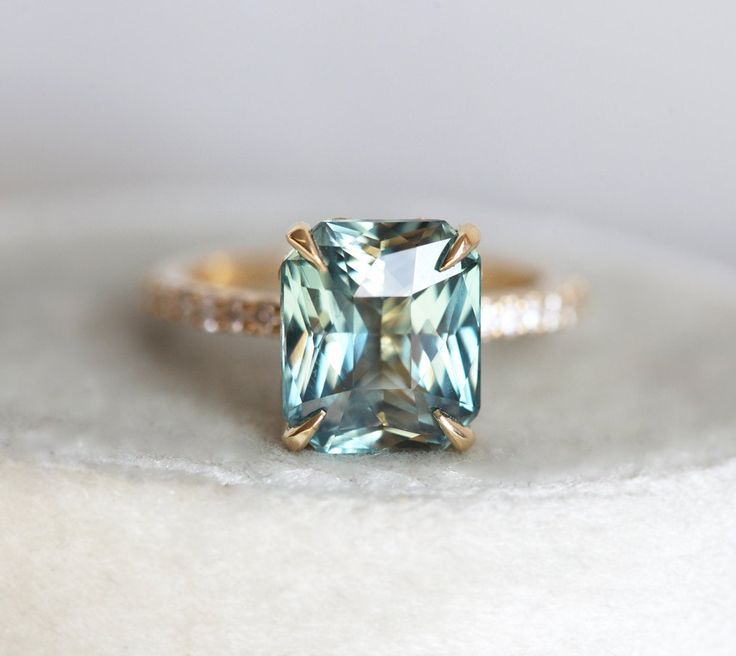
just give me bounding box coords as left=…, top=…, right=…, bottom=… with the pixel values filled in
left=144, top=219, right=587, bottom=454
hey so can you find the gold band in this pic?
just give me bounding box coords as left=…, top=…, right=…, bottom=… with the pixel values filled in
left=144, top=251, right=587, bottom=341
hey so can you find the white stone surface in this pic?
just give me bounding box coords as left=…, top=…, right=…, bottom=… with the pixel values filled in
left=1, top=190, right=735, bottom=654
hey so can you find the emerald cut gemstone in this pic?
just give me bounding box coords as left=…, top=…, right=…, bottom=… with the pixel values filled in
left=280, top=220, right=481, bottom=454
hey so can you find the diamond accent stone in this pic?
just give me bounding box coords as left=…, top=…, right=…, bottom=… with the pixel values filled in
left=280, top=220, right=481, bottom=454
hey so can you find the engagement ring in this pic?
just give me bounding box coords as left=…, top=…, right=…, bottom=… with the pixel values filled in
left=145, top=219, right=586, bottom=454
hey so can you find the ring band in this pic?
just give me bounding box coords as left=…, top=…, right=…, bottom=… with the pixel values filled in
left=144, top=251, right=586, bottom=341
left=144, top=219, right=587, bottom=454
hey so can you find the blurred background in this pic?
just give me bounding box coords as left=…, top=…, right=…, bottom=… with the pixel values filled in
left=2, top=5, right=736, bottom=653
left=1, top=0, right=734, bottom=264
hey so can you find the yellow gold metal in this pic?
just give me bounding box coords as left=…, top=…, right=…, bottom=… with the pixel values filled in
left=286, top=223, right=327, bottom=272
left=438, top=223, right=481, bottom=272
left=432, top=409, right=476, bottom=452
left=144, top=252, right=586, bottom=340
left=282, top=410, right=327, bottom=451
left=144, top=228, right=586, bottom=455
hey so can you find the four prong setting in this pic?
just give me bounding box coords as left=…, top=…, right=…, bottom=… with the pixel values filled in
left=282, top=409, right=327, bottom=451
left=282, top=219, right=482, bottom=454
left=286, top=222, right=327, bottom=272
left=438, top=223, right=481, bottom=272
left=432, top=409, right=476, bottom=452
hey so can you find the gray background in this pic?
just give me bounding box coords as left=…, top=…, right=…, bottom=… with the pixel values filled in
left=1, top=0, right=735, bottom=263
left=2, top=5, right=736, bottom=653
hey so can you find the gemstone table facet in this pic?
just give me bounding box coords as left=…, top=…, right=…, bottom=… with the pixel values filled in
left=280, top=220, right=481, bottom=454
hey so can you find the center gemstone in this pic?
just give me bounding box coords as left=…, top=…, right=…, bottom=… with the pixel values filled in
left=280, top=220, right=481, bottom=454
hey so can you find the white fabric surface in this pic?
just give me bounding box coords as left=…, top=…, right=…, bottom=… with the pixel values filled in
left=1, top=190, right=735, bottom=654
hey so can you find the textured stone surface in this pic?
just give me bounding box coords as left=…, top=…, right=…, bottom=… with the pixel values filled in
left=281, top=220, right=481, bottom=453
left=2, top=192, right=736, bottom=655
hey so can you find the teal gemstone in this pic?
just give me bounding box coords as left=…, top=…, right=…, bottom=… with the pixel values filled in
left=280, top=220, right=481, bottom=454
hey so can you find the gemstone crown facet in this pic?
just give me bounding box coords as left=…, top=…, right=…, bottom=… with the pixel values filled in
left=280, top=220, right=481, bottom=454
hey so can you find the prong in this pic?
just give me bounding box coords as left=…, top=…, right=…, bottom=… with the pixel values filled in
left=432, top=409, right=475, bottom=452
left=438, top=223, right=481, bottom=272
left=287, top=223, right=327, bottom=272
left=282, top=409, right=327, bottom=451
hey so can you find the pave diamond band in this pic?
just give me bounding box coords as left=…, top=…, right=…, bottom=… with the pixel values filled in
left=145, top=253, right=586, bottom=342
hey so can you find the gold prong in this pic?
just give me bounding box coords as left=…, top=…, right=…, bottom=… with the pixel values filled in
left=282, top=409, right=327, bottom=451
left=287, top=223, right=327, bottom=272
left=432, top=409, right=475, bottom=452
left=438, top=223, right=481, bottom=272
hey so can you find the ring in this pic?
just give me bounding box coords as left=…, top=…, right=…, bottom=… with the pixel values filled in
left=144, top=219, right=587, bottom=454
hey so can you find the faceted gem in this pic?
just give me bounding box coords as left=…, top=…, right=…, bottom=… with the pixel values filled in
left=280, top=220, right=481, bottom=454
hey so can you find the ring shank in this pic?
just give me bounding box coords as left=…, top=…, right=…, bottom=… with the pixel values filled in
left=144, top=251, right=586, bottom=341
